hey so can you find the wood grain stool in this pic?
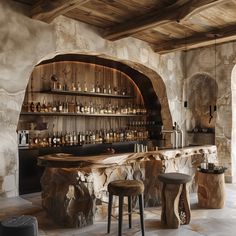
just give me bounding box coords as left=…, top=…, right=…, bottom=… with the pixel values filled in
left=107, top=179, right=145, bottom=236
left=1, top=215, right=38, bottom=236
left=158, top=172, right=192, bottom=229
left=197, top=171, right=225, bottom=208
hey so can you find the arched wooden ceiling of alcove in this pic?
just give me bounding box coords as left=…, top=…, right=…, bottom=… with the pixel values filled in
left=37, top=53, right=164, bottom=125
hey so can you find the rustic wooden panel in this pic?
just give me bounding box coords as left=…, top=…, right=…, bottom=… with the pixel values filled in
left=19, top=61, right=146, bottom=135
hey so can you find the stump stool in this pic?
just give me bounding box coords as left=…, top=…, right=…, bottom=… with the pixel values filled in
left=158, top=172, right=192, bottom=229
left=197, top=171, right=225, bottom=208
left=1, top=215, right=38, bottom=236
left=107, top=180, right=145, bottom=236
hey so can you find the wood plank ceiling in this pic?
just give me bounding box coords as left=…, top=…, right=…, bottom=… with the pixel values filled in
left=12, top=0, right=236, bottom=54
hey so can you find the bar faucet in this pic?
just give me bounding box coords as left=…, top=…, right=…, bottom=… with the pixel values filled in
left=161, top=122, right=183, bottom=149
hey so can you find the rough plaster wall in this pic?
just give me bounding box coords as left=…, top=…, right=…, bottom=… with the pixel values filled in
left=0, top=1, right=56, bottom=197
left=185, top=44, right=236, bottom=182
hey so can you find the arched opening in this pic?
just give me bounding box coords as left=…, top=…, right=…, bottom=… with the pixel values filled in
left=185, top=73, right=217, bottom=146
left=231, top=65, right=236, bottom=183
left=17, top=53, right=172, bottom=194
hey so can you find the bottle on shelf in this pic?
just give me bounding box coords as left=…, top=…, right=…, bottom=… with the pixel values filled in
left=84, top=81, right=88, bottom=92
left=36, top=102, right=41, bottom=112
left=58, top=101, right=63, bottom=112
left=108, top=84, right=112, bottom=94
left=95, top=81, right=101, bottom=93
left=77, top=82, right=82, bottom=92
left=71, top=82, right=76, bottom=91
left=41, top=98, right=47, bottom=112
left=30, top=102, right=35, bottom=112
left=76, top=100, right=80, bottom=113
left=90, top=83, right=95, bottom=93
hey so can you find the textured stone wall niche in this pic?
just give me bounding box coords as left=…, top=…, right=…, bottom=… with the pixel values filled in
left=185, top=73, right=217, bottom=146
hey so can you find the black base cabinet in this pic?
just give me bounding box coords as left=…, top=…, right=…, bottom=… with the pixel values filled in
left=18, top=141, right=141, bottom=195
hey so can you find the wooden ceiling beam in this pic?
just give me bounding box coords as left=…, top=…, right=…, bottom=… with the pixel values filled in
left=31, top=0, right=89, bottom=23
left=154, top=25, right=236, bottom=54
left=103, top=0, right=228, bottom=41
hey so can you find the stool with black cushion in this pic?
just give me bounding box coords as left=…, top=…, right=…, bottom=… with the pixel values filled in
left=1, top=215, right=38, bottom=236
left=107, top=179, right=145, bottom=236
left=158, top=172, right=192, bottom=229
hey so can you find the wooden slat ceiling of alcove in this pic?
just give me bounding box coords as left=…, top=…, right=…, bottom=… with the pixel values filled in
left=12, top=0, right=236, bottom=54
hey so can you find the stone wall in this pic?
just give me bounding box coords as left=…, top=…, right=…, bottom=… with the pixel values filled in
left=0, top=0, right=55, bottom=197
left=184, top=44, right=236, bottom=182
left=0, top=0, right=235, bottom=197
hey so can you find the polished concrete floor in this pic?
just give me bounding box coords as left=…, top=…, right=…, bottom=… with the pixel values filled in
left=1, top=184, right=236, bottom=235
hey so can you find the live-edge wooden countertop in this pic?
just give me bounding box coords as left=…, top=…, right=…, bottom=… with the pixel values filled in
left=37, top=145, right=217, bottom=168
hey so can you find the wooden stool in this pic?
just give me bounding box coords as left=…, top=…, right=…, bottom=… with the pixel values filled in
left=158, top=172, right=192, bottom=229
left=1, top=215, right=38, bottom=236
left=197, top=171, right=225, bottom=208
left=107, top=180, right=145, bottom=236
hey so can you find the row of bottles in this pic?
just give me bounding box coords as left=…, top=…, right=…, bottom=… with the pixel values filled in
left=51, top=78, right=131, bottom=96
left=29, top=128, right=149, bottom=147
left=23, top=100, right=147, bottom=115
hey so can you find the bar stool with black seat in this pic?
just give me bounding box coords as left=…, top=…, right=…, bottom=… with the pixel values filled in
left=107, top=179, right=145, bottom=236
left=0, top=215, right=38, bottom=236
left=158, top=172, right=192, bottom=229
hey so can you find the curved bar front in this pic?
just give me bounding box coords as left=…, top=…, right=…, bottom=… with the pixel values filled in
left=38, top=145, right=217, bottom=228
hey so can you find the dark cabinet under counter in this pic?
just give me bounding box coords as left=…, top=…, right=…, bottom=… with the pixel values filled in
left=18, top=141, right=142, bottom=195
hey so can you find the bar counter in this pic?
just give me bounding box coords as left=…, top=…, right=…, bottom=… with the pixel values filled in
left=38, top=145, right=217, bottom=228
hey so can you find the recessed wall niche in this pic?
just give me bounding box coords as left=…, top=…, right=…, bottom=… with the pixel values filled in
left=186, top=73, right=217, bottom=145
left=17, top=54, right=163, bottom=148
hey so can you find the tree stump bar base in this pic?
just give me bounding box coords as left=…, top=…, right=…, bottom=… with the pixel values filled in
left=197, top=171, right=225, bottom=209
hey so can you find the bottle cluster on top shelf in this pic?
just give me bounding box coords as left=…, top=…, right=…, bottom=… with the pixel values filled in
left=29, top=127, right=149, bottom=148
left=51, top=77, right=131, bottom=96
left=22, top=99, right=147, bottom=115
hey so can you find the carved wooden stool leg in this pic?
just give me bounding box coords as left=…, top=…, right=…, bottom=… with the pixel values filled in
left=159, top=173, right=192, bottom=229
left=162, top=183, right=183, bottom=228
left=179, top=183, right=191, bottom=224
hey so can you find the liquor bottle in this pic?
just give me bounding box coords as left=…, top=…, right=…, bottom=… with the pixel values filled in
left=58, top=101, right=63, bottom=112
left=36, top=102, right=41, bottom=112
left=84, top=81, right=88, bottom=92
left=71, top=82, right=76, bottom=91
left=57, top=132, right=61, bottom=146
left=76, top=101, right=80, bottom=113
left=89, top=101, right=94, bottom=114
left=41, top=98, right=47, bottom=112
left=90, top=83, right=95, bottom=93
left=108, top=84, right=112, bottom=94
left=63, top=82, right=68, bottom=91
left=72, top=131, right=77, bottom=145
left=84, top=102, right=89, bottom=114
left=68, top=99, right=75, bottom=113
left=80, top=103, right=84, bottom=113
left=48, top=132, right=52, bottom=146
left=103, top=85, right=107, bottom=94
left=95, top=81, right=101, bottom=93
left=30, top=102, right=35, bottom=112
left=57, top=81, right=62, bottom=90
left=91, top=130, right=96, bottom=143
left=63, top=100, right=69, bottom=113
left=113, top=86, right=118, bottom=95
left=77, top=82, right=82, bottom=91
left=52, top=132, right=57, bottom=147
left=52, top=101, right=57, bottom=112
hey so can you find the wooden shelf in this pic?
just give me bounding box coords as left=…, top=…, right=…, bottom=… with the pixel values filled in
left=20, top=112, right=146, bottom=117
left=36, top=89, right=134, bottom=99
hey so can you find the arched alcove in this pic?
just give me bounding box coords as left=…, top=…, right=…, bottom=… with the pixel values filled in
left=185, top=73, right=218, bottom=146
left=17, top=53, right=173, bottom=194
left=231, top=65, right=236, bottom=183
